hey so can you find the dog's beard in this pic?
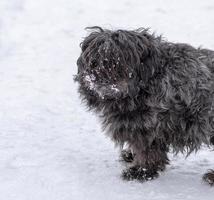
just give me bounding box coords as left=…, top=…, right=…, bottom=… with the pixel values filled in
left=79, top=71, right=130, bottom=100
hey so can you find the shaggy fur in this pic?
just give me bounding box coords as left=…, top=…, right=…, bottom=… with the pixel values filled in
left=74, top=26, right=214, bottom=184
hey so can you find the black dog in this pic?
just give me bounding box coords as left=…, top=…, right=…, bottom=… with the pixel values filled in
left=75, top=26, right=214, bottom=185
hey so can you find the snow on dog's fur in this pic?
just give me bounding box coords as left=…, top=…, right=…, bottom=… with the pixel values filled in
left=75, top=26, right=214, bottom=185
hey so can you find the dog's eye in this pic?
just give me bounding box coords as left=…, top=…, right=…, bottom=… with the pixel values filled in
left=174, top=94, right=181, bottom=101
left=90, top=60, right=97, bottom=68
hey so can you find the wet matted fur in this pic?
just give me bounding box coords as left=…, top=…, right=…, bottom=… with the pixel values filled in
left=74, top=26, right=214, bottom=185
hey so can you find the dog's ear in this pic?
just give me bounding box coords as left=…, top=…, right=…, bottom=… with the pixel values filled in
left=136, top=35, right=162, bottom=89
left=76, top=27, right=103, bottom=75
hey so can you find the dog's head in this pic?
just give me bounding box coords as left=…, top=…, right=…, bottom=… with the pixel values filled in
left=75, top=27, right=162, bottom=108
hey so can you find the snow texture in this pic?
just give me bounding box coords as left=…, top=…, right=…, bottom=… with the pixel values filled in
left=0, top=0, right=214, bottom=199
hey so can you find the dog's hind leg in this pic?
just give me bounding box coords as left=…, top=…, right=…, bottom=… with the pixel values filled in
left=122, top=141, right=169, bottom=182
left=203, top=170, right=214, bottom=186
left=202, top=136, right=214, bottom=185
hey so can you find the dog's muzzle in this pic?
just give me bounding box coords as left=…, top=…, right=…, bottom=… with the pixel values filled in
left=81, top=73, right=129, bottom=100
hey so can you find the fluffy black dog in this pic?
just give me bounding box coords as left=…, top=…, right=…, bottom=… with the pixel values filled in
left=75, top=26, right=214, bottom=185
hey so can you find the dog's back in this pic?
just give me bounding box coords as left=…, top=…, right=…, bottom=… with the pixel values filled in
left=199, top=48, right=214, bottom=73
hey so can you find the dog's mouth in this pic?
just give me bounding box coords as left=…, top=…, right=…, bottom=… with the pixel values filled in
left=78, top=73, right=129, bottom=100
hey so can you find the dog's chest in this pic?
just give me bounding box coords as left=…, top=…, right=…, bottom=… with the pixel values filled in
left=107, top=108, right=150, bottom=132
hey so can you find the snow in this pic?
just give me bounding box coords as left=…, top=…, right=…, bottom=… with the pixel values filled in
left=84, top=74, right=97, bottom=90
left=0, top=0, right=214, bottom=199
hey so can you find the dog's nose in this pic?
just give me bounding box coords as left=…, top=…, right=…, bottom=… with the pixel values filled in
left=82, top=73, right=129, bottom=99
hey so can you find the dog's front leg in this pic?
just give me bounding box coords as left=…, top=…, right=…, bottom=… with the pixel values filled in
left=122, top=143, right=169, bottom=182
left=120, top=148, right=135, bottom=163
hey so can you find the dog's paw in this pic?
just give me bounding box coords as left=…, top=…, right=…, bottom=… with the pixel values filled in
left=122, top=166, right=159, bottom=182
left=203, top=170, right=214, bottom=186
left=120, top=150, right=134, bottom=163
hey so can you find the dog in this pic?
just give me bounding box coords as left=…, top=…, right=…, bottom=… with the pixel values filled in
left=74, top=26, right=214, bottom=185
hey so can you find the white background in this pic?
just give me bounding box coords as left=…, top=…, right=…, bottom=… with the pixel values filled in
left=0, top=0, right=214, bottom=199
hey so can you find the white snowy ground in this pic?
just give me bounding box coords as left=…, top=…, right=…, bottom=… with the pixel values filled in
left=1, top=0, right=214, bottom=199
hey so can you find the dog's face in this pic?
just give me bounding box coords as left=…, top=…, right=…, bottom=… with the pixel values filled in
left=75, top=27, right=159, bottom=107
